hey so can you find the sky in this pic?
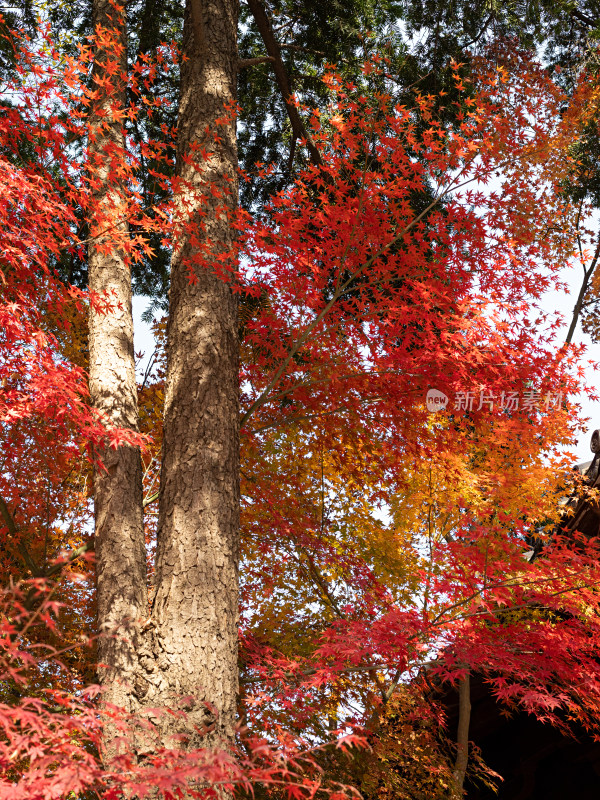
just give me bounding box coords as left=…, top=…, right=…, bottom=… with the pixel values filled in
left=132, top=295, right=158, bottom=381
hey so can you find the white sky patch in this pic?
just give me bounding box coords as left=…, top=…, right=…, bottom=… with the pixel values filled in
left=133, top=295, right=159, bottom=382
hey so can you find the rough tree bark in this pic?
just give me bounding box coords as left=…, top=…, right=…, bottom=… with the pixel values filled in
left=88, top=0, right=147, bottom=742
left=144, top=0, right=240, bottom=748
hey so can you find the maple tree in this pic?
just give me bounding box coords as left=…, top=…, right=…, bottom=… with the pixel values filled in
left=2, top=6, right=600, bottom=799
left=233, top=50, right=600, bottom=794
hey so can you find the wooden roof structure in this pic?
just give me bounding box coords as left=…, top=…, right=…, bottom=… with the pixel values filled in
left=558, top=428, right=600, bottom=540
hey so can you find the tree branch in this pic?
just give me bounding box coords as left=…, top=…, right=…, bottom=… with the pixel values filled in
left=565, top=234, right=600, bottom=344
left=43, top=540, right=94, bottom=579
left=300, top=547, right=344, bottom=617
left=238, top=55, right=275, bottom=70
left=0, top=493, right=92, bottom=583
left=245, top=0, right=323, bottom=167
left=571, top=8, right=596, bottom=27
left=0, top=494, right=40, bottom=577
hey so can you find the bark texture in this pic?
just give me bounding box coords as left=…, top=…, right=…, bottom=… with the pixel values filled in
left=453, top=673, right=471, bottom=797
left=145, top=0, right=240, bottom=748
left=88, top=0, right=147, bottom=725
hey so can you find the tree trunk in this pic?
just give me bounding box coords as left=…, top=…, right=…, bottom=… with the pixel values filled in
left=88, top=0, right=147, bottom=746
left=147, top=0, right=240, bottom=748
left=453, top=673, right=471, bottom=797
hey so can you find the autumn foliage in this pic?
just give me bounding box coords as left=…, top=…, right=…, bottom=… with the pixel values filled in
left=2, top=10, right=600, bottom=799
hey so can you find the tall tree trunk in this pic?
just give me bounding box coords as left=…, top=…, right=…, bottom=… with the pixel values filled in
left=88, top=0, right=147, bottom=747
left=148, top=0, right=240, bottom=747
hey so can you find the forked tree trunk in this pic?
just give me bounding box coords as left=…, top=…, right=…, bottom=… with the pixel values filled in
left=88, top=0, right=147, bottom=741
left=89, top=0, right=239, bottom=768
left=147, top=0, right=240, bottom=747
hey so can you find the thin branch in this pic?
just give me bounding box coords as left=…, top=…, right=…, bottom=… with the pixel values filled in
left=139, top=349, right=158, bottom=392
left=248, top=370, right=417, bottom=407
left=461, top=13, right=494, bottom=48
left=287, top=528, right=389, bottom=701
left=43, top=540, right=93, bottom=579
left=143, top=490, right=159, bottom=508
left=279, top=43, right=326, bottom=57
left=303, top=548, right=344, bottom=617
